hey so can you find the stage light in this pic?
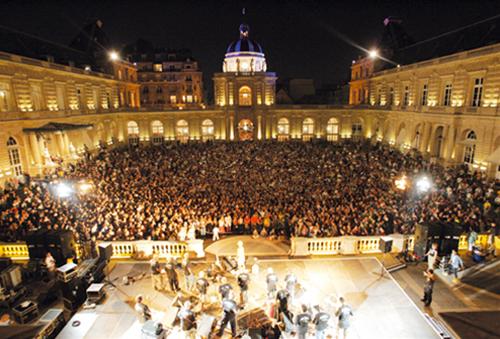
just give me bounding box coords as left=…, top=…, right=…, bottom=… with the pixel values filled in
left=369, top=49, right=379, bottom=59
left=109, top=50, right=119, bottom=61
left=77, top=181, right=94, bottom=195
left=416, top=176, right=431, bottom=193
left=395, top=175, right=408, bottom=191
left=54, top=182, right=73, bottom=198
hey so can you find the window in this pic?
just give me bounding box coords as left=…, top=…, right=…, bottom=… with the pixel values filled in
left=153, top=64, right=163, bottom=72
left=151, top=120, right=164, bottom=145
left=238, top=86, right=252, bottom=106
left=463, top=131, right=477, bottom=165
left=421, top=84, right=428, bottom=106
left=377, top=88, right=382, bottom=105
left=176, top=120, right=189, bottom=141
left=156, top=86, right=163, bottom=94
left=443, top=83, right=452, bottom=106
left=30, top=83, right=43, bottom=110
left=403, top=86, right=410, bottom=106
left=471, top=78, right=483, bottom=107
left=352, top=122, right=363, bottom=137
left=56, top=85, right=65, bottom=110
left=388, top=87, right=394, bottom=105
left=302, top=118, right=314, bottom=140
left=185, top=95, right=193, bottom=103
left=7, top=137, right=22, bottom=176
left=186, top=75, right=192, bottom=81
left=142, top=87, right=149, bottom=94
left=201, top=119, right=214, bottom=140
left=127, top=121, right=139, bottom=146
left=170, top=95, right=177, bottom=104
left=326, top=117, right=339, bottom=141
left=277, top=118, right=290, bottom=141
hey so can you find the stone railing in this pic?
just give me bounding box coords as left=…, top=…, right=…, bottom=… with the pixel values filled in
left=290, top=234, right=497, bottom=257
left=0, top=239, right=204, bottom=261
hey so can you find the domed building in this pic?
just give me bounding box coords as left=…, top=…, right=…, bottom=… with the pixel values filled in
left=213, top=23, right=277, bottom=141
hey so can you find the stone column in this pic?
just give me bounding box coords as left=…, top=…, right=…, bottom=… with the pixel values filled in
left=28, top=133, right=42, bottom=166
left=257, top=115, right=262, bottom=140
left=420, top=122, right=432, bottom=154
left=229, top=115, right=235, bottom=141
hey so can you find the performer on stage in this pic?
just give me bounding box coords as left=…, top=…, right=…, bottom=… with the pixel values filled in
left=336, top=297, right=353, bottom=339
left=276, top=288, right=290, bottom=316
left=266, top=267, right=278, bottom=299
left=313, top=305, right=331, bottom=339
left=150, top=255, right=162, bottom=291
left=166, top=259, right=180, bottom=292
left=285, top=272, right=297, bottom=302
left=183, top=261, right=195, bottom=292
left=237, top=271, right=250, bottom=307
left=219, top=277, right=233, bottom=300
left=177, top=300, right=197, bottom=339
left=217, top=293, right=238, bottom=338
left=295, top=304, right=312, bottom=339
left=134, top=295, right=152, bottom=322
left=196, top=271, right=209, bottom=302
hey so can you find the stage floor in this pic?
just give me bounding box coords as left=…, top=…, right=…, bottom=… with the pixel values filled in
left=57, top=258, right=439, bottom=339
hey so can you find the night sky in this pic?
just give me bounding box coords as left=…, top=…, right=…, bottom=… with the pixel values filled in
left=1, top=0, right=499, bottom=87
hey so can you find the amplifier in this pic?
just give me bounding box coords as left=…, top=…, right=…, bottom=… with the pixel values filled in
left=86, top=283, right=105, bottom=303
left=0, top=265, right=22, bottom=290
left=35, top=308, right=65, bottom=339
left=13, top=300, right=39, bottom=324
left=57, top=263, right=78, bottom=283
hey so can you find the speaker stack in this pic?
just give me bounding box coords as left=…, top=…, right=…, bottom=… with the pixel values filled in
left=413, top=223, right=463, bottom=258
left=25, top=230, right=75, bottom=267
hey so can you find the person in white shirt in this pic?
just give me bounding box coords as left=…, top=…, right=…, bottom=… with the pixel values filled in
left=425, top=243, right=438, bottom=270
left=134, top=295, right=151, bottom=322
left=212, top=225, right=220, bottom=241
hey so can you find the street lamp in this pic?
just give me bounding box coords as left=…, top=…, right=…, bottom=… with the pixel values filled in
left=368, top=49, right=379, bottom=59
left=109, top=50, right=119, bottom=61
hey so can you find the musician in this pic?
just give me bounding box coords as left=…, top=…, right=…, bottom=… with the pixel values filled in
left=313, top=305, right=331, bottom=339
left=266, top=267, right=278, bottom=299
left=295, top=304, right=312, bottom=339
left=285, top=272, right=297, bottom=301
left=276, top=288, right=290, bottom=315
left=219, top=277, right=233, bottom=300
left=166, top=259, right=180, bottom=292
left=134, top=295, right=152, bottom=323
left=217, top=293, right=238, bottom=337
left=150, top=256, right=162, bottom=290
left=196, top=271, right=209, bottom=302
left=177, top=301, right=197, bottom=339
left=237, top=271, right=250, bottom=306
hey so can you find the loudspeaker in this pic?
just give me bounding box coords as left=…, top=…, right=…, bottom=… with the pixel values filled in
left=45, top=231, right=75, bottom=267
left=98, top=243, right=113, bottom=262
left=379, top=236, right=393, bottom=253
left=26, top=230, right=49, bottom=260
left=439, top=237, right=460, bottom=256
left=414, top=224, right=436, bottom=258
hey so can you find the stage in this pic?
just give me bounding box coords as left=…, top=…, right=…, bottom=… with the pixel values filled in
left=57, top=258, right=439, bottom=338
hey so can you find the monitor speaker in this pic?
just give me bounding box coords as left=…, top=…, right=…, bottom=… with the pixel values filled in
left=379, top=236, right=393, bottom=253
left=98, top=243, right=113, bottom=262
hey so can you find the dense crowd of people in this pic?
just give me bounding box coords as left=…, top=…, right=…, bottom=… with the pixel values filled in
left=0, top=140, right=498, bottom=243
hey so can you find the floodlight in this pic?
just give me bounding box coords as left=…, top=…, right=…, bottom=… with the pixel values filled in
left=54, top=182, right=73, bottom=198
left=395, top=175, right=408, bottom=191
left=369, top=49, right=379, bottom=59
left=109, top=50, right=119, bottom=61
left=416, top=176, right=432, bottom=193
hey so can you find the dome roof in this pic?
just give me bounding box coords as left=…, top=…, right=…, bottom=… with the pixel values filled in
left=226, top=24, right=263, bottom=54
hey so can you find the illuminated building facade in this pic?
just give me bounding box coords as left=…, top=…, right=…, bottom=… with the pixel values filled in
left=1, top=20, right=500, bottom=184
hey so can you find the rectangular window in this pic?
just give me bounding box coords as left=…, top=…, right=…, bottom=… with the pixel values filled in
left=377, top=88, right=382, bottom=105
left=471, top=77, right=483, bottom=107
left=186, top=95, right=193, bottom=103
left=443, top=83, right=452, bottom=106
left=421, top=84, right=428, bottom=106
left=403, top=86, right=409, bottom=106
left=56, top=85, right=65, bottom=110
left=153, top=64, right=163, bottom=72
left=0, top=89, right=9, bottom=112
left=170, top=95, right=177, bottom=104
left=389, top=87, right=394, bottom=105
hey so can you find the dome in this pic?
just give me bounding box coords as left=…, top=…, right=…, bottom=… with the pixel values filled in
left=226, top=24, right=264, bottom=54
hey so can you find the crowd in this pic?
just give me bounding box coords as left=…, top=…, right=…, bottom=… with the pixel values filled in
left=0, top=140, right=499, bottom=243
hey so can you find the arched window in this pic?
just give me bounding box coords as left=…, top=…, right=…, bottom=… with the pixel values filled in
left=277, top=118, right=290, bottom=141
left=151, top=120, right=164, bottom=145
left=176, top=119, right=189, bottom=142
left=464, top=130, right=477, bottom=165
left=238, top=86, right=252, bottom=106
left=7, top=137, right=22, bottom=176
left=326, top=117, right=339, bottom=141
left=127, top=121, right=139, bottom=146
left=142, top=87, right=149, bottom=94
left=201, top=119, right=215, bottom=140
left=302, top=118, right=314, bottom=141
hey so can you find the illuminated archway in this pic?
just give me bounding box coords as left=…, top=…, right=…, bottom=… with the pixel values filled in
left=277, top=118, right=290, bottom=141
left=238, top=86, right=252, bottom=106
left=238, top=119, right=254, bottom=141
